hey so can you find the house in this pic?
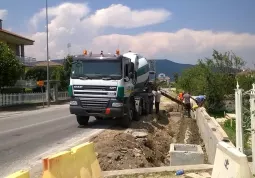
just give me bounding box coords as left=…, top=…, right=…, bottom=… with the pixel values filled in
left=0, top=19, right=35, bottom=65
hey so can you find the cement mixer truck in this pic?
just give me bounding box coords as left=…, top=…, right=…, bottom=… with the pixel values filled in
left=68, top=50, right=155, bottom=128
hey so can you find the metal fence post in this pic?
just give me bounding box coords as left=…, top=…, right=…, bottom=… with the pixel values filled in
left=250, top=83, right=255, bottom=173
left=235, top=82, right=244, bottom=153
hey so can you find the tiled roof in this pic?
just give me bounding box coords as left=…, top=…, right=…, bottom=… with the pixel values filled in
left=35, top=61, right=62, bottom=67
left=0, top=29, right=34, bottom=42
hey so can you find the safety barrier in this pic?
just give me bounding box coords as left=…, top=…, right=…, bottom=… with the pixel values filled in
left=6, top=170, right=30, bottom=178
left=212, top=141, right=252, bottom=178
left=6, top=142, right=102, bottom=178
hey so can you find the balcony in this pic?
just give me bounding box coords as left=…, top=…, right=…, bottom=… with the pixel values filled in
left=16, top=56, right=37, bottom=67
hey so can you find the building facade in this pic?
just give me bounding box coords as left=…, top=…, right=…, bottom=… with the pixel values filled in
left=0, top=19, right=35, bottom=65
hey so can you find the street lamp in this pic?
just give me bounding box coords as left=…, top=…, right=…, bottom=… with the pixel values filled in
left=46, top=0, right=50, bottom=107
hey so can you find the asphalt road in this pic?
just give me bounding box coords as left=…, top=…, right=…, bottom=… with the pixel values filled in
left=0, top=104, right=113, bottom=177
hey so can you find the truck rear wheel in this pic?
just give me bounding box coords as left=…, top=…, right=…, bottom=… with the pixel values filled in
left=120, top=99, right=133, bottom=128
left=76, top=115, right=89, bottom=126
left=133, top=99, right=142, bottom=121
left=95, top=116, right=103, bottom=120
left=121, top=108, right=133, bottom=128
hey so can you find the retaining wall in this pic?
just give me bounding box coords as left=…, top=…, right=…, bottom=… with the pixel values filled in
left=194, top=107, right=234, bottom=164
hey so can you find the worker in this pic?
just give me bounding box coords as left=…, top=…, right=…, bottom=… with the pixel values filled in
left=196, top=95, right=206, bottom=107
left=178, top=91, right=184, bottom=101
left=153, top=87, right=162, bottom=114
left=183, top=92, right=193, bottom=117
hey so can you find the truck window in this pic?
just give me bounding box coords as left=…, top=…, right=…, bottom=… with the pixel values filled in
left=71, top=59, right=122, bottom=79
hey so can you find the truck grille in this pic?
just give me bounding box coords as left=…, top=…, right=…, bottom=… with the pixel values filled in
left=73, top=91, right=108, bottom=95
left=80, top=98, right=109, bottom=109
left=73, top=85, right=117, bottom=91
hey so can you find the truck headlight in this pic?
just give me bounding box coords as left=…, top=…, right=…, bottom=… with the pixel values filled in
left=70, top=101, right=78, bottom=105
left=112, top=102, right=123, bottom=107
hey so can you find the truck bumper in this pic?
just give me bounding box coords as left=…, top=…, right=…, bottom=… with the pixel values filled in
left=70, top=106, right=123, bottom=118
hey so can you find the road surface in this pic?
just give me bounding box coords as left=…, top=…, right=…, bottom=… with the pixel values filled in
left=0, top=104, right=113, bottom=177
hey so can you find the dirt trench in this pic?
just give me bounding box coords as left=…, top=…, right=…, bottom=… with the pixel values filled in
left=90, top=97, right=206, bottom=171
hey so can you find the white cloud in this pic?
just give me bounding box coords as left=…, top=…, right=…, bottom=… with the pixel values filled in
left=89, top=4, right=171, bottom=28
left=92, top=29, right=255, bottom=64
left=25, top=2, right=255, bottom=66
left=0, top=9, right=8, bottom=19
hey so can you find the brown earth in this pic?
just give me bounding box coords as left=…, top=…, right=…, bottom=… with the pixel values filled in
left=90, top=97, right=207, bottom=171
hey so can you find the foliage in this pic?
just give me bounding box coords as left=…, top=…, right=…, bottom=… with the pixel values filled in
left=25, top=55, right=73, bottom=91
left=236, top=72, right=255, bottom=91
left=25, top=67, right=47, bottom=81
left=0, top=42, right=24, bottom=91
left=223, top=119, right=250, bottom=148
left=173, top=72, right=179, bottom=83
left=59, top=55, right=73, bottom=91
left=51, top=66, right=64, bottom=81
left=177, top=49, right=246, bottom=112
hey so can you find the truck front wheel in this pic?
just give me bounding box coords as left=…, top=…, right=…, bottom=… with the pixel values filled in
left=76, top=115, right=90, bottom=126
left=120, top=100, right=133, bottom=128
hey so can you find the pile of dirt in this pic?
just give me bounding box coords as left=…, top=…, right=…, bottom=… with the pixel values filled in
left=90, top=97, right=206, bottom=171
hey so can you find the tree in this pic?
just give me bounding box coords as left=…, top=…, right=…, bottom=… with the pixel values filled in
left=25, top=67, right=47, bottom=81
left=59, top=55, right=73, bottom=91
left=173, top=72, right=179, bottom=83
left=177, top=49, right=246, bottom=112
left=0, top=42, right=23, bottom=92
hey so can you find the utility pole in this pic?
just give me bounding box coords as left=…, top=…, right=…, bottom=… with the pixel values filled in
left=46, top=0, right=50, bottom=107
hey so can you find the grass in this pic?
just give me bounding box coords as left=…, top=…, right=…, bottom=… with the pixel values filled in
left=221, top=119, right=251, bottom=149
left=208, top=111, right=225, bottom=118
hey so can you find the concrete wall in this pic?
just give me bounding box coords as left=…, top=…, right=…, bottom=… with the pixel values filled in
left=194, top=107, right=234, bottom=164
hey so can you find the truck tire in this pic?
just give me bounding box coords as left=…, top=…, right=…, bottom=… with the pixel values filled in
left=149, top=97, right=153, bottom=114
left=76, top=115, right=89, bottom=126
left=133, top=99, right=142, bottom=121
left=120, top=100, right=133, bottom=128
left=142, top=101, right=149, bottom=115
left=95, top=116, right=103, bottom=120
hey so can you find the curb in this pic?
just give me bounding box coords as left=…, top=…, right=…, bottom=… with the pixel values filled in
left=103, top=164, right=213, bottom=177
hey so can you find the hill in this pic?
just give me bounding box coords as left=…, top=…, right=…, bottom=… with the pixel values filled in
left=49, top=59, right=194, bottom=80
left=155, top=59, right=194, bottom=79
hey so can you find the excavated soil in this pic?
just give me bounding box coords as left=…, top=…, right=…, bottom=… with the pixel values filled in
left=90, top=97, right=207, bottom=171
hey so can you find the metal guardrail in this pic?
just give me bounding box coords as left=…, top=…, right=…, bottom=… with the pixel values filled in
left=0, top=92, right=69, bottom=107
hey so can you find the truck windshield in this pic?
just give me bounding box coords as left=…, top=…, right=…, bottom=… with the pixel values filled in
left=71, top=59, right=122, bottom=80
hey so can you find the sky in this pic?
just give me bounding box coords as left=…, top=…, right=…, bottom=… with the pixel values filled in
left=0, top=0, right=255, bottom=67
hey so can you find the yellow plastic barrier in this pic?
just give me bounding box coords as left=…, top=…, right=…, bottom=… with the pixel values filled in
left=42, top=142, right=102, bottom=178
left=6, top=170, right=30, bottom=178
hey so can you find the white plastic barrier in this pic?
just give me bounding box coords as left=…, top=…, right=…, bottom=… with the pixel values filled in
left=212, top=141, right=252, bottom=178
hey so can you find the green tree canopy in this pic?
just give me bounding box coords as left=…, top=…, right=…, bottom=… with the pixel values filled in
left=177, top=50, right=246, bottom=112
left=0, top=42, right=23, bottom=91
left=59, top=55, right=73, bottom=91
left=25, top=67, right=47, bottom=81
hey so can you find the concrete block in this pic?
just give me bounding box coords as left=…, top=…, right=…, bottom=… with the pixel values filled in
left=169, top=143, right=204, bottom=166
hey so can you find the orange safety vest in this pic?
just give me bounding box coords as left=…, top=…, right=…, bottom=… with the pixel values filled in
left=179, top=92, right=184, bottom=100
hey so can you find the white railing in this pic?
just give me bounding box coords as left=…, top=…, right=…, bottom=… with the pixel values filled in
left=0, top=92, right=69, bottom=107
left=57, top=92, right=69, bottom=101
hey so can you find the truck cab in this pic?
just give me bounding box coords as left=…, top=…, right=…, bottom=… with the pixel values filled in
left=69, top=50, right=153, bottom=128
